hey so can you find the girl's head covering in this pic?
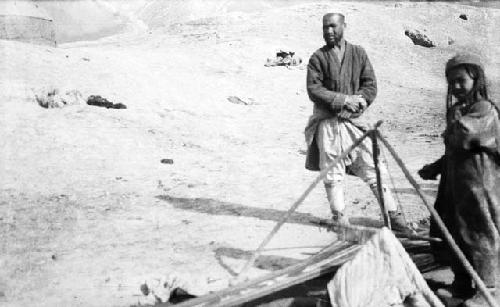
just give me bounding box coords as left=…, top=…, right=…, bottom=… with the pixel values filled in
left=445, top=53, right=483, bottom=76
left=445, top=53, right=489, bottom=109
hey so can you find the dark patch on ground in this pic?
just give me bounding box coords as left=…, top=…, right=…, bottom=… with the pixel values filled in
left=156, top=195, right=331, bottom=227
left=214, top=246, right=302, bottom=276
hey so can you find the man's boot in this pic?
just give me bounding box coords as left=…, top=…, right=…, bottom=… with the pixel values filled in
left=369, top=183, right=412, bottom=233
left=325, top=182, right=349, bottom=225
left=332, top=210, right=350, bottom=225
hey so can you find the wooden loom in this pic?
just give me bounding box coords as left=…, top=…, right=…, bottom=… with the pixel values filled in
left=169, top=222, right=439, bottom=307
left=157, top=122, right=498, bottom=307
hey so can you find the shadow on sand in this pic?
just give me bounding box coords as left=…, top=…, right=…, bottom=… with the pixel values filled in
left=156, top=195, right=398, bottom=233
left=214, top=246, right=305, bottom=277
left=154, top=195, right=440, bottom=306
left=156, top=195, right=331, bottom=227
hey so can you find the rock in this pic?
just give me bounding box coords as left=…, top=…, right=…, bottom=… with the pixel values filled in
left=459, top=14, right=467, bottom=20
left=404, top=29, right=435, bottom=48
left=112, top=103, right=127, bottom=109
left=34, top=88, right=85, bottom=109
left=161, top=159, right=174, bottom=164
left=87, top=95, right=127, bottom=109
left=227, top=96, right=256, bottom=105
left=265, top=50, right=302, bottom=67
left=169, top=288, right=196, bottom=304
left=140, top=273, right=228, bottom=303
left=140, top=283, right=149, bottom=296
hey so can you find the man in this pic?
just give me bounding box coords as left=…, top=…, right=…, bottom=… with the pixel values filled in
left=304, top=13, right=408, bottom=231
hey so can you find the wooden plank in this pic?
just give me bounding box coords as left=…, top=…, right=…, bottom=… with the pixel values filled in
left=162, top=224, right=441, bottom=307
left=327, top=220, right=442, bottom=243
left=216, top=245, right=361, bottom=307
left=174, top=224, right=391, bottom=306
left=371, top=131, right=390, bottom=228
left=171, top=241, right=357, bottom=307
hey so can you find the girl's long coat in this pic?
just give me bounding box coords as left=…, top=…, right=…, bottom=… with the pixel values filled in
left=433, top=100, right=500, bottom=283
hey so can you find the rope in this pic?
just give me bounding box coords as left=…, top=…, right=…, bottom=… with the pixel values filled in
left=376, top=130, right=499, bottom=307
left=231, top=121, right=384, bottom=283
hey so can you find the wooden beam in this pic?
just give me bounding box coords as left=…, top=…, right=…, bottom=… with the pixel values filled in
left=171, top=241, right=357, bottom=307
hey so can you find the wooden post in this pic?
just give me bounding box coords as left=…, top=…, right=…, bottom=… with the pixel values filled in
left=371, top=130, right=391, bottom=229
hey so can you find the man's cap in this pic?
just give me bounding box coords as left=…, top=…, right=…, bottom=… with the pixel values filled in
left=445, top=53, right=483, bottom=76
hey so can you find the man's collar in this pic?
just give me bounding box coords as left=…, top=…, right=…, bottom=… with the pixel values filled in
left=335, top=38, right=346, bottom=48
left=326, top=38, right=346, bottom=49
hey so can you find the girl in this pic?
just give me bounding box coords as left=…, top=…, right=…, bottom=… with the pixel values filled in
left=419, top=53, right=500, bottom=306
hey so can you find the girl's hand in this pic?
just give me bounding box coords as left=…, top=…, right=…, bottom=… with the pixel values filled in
left=418, top=164, right=440, bottom=180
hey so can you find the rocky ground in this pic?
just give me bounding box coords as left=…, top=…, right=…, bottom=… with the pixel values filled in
left=1, top=1, right=499, bottom=306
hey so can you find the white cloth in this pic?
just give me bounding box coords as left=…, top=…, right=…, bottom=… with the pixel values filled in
left=317, top=118, right=397, bottom=212
left=316, top=118, right=379, bottom=184
left=328, top=228, right=444, bottom=307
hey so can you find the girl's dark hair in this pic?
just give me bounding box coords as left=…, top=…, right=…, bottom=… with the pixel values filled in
left=446, top=63, right=489, bottom=110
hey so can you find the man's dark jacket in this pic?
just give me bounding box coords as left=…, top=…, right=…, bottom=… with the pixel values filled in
left=304, top=41, right=377, bottom=170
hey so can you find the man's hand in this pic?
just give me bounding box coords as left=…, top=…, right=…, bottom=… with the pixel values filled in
left=344, top=95, right=367, bottom=113
left=338, top=109, right=352, bottom=119
left=339, top=95, right=367, bottom=119
left=358, top=96, right=368, bottom=111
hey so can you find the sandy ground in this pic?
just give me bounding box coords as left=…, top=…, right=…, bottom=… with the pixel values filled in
left=1, top=1, right=500, bottom=306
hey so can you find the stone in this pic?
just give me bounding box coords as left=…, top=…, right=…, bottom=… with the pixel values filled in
left=404, top=29, right=436, bottom=48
